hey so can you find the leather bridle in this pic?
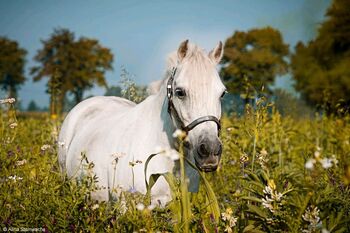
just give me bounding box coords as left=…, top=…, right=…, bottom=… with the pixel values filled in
left=166, top=67, right=221, bottom=135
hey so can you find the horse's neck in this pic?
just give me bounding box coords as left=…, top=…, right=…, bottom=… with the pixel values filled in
left=144, top=83, right=176, bottom=149
left=153, top=79, right=201, bottom=193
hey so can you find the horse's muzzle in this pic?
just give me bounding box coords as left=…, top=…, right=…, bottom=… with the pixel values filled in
left=196, top=163, right=218, bottom=172
left=194, top=153, right=220, bottom=172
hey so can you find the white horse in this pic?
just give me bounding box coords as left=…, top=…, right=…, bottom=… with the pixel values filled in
left=58, top=40, right=226, bottom=205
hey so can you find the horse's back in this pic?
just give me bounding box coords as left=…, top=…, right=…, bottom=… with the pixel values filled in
left=58, top=96, right=136, bottom=172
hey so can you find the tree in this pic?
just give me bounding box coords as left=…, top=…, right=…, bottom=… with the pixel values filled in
left=27, top=100, right=40, bottom=112
left=273, top=89, right=312, bottom=118
left=221, top=27, right=289, bottom=103
left=0, top=37, right=27, bottom=98
left=105, top=85, right=122, bottom=97
left=31, top=28, right=113, bottom=114
left=291, top=0, right=350, bottom=114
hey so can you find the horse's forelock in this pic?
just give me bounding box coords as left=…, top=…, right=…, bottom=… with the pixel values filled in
left=166, top=43, right=208, bottom=71
left=148, top=43, right=213, bottom=95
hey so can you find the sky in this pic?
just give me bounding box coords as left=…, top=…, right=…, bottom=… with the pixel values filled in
left=0, top=0, right=331, bottom=108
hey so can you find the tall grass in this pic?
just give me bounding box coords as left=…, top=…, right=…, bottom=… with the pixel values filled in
left=1, top=97, right=350, bottom=232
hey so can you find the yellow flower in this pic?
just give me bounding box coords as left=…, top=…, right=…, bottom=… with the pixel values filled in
left=268, top=179, right=276, bottom=190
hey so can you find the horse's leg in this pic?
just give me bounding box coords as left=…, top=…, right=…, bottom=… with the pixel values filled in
left=90, top=166, right=109, bottom=201
left=150, top=176, right=172, bottom=207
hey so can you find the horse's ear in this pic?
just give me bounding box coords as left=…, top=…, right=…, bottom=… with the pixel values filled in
left=209, top=41, right=224, bottom=64
left=177, top=39, right=189, bottom=62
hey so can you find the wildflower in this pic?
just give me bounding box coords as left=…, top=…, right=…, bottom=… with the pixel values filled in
left=331, top=155, right=338, bottom=166
left=306, top=150, right=338, bottom=170
left=221, top=207, right=233, bottom=221
left=136, top=203, right=145, bottom=211
left=155, top=145, right=180, bottom=161
left=226, top=127, right=234, bottom=132
left=302, top=206, right=321, bottom=232
left=164, top=149, right=180, bottom=161
left=261, top=180, right=283, bottom=213
left=41, top=145, right=51, bottom=151
left=129, top=160, right=142, bottom=166
left=260, top=149, right=268, bottom=156
left=128, top=187, right=137, bottom=193
left=111, top=152, right=125, bottom=164
left=320, top=158, right=332, bottom=169
left=51, top=114, right=57, bottom=120
left=91, top=204, right=99, bottom=210
left=239, top=153, right=249, bottom=164
left=9, top=122, right=18, bottom=129
left=172, top=129, right=186, bottom=139
left=257, top=148, right=269, bottom=169
left=15, top=159, right=27, bottom=166
left=305, top=159, right=316, bottom=170
left=314, top=150, right=321, bottom=159
left=221, top=208, right=238, bottom=233
left=8, top=175, right=23, bottom=182
left=0, top=98, right=16, bottom=104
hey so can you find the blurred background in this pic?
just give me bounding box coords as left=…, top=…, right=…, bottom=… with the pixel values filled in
left=0, top=0, right=349, bottom=117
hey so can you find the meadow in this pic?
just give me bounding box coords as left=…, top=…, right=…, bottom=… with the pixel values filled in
left=1, top=98, right=349, bottom=232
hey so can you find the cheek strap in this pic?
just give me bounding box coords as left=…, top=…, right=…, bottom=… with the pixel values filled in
left=167, top=67, right=221, bottom=135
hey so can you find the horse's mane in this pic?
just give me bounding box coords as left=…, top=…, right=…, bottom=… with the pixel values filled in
left=147, top=43, right=209, bottom=95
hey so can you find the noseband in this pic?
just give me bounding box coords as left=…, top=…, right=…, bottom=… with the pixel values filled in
left=166, top=67, right=221, bottom=135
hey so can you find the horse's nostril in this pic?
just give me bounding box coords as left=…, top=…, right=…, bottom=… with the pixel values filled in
left=198, top=143, right=209, bottom=157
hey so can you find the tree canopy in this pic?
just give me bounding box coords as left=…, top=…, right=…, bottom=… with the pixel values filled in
left=0, top=37, right=27, bottom=98
left=291, top=0, right=350, bottom=113
left=220, top=27, right=289, bottom=101
left=31, top=28, right=113, bottom=114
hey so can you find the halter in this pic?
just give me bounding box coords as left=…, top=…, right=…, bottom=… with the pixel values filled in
left=166, top=67, right=221, bottom=135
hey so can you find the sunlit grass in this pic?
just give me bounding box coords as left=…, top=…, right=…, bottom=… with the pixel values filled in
left=0, top=98, right=349, bottom=232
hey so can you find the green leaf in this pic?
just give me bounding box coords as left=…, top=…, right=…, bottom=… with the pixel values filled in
left=246, top=204, right=267, bottom=219
left=184, top=157, right=221, bottom=223
left=241, top=196, right=262, bottom=203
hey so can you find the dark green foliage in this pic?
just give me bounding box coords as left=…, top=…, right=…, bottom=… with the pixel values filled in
left=26, top=100, right=40, bottom=112
left=105, top=85, right=122, bottom=97
left=221, top=27, right=289, bottom=101
left=0, top=37, right=27, bottom=98
left=31, top=28, right=113, bottom=114
left=272, top=89, right=313, bottom=118
left=291, top=0, right=350, bottom=114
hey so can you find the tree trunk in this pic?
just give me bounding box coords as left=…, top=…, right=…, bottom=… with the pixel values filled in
left=57, top=91, right=65, bottom=114
left=50, top=90, right=65, bottom=116
left=8, top=86, right=17, bottom=99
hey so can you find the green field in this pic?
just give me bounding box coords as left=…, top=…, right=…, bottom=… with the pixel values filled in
left=1, top=101, right=350, bottom=232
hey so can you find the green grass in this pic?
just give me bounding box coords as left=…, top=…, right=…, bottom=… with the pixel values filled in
left=1, top=100, right=350, bottom=232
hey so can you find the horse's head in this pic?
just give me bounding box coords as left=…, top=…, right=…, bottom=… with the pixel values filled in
left=167, top=40, right=226, bottom=172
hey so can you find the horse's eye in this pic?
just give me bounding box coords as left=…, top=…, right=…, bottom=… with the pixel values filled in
left=221, top=90, right=227, bottom=99
left=175, top=88, right=186, bottom=99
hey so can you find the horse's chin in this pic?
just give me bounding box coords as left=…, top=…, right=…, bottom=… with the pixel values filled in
left=194, top=157, right=219, bottom=173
